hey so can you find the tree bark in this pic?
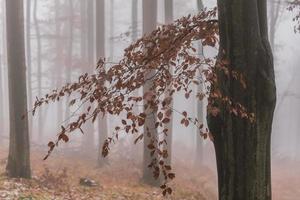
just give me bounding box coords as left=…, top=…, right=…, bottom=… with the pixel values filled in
left=208, top=0, right=276, bottom=199
left=6, top=0, right=31, bottom=178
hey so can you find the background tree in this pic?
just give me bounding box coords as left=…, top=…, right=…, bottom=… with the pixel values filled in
left=25, top=0, right=33, bottom=135
left=142, top=0, right=160, bottom=186
left=132, top=0, right=138, bottom=42
left=33, top=0, right=43, bottom=140
left=163, top=0, right=173, bottom=167
left=194, top=0, right=205, bottom=167
left=207, top=0, right=276, bottom=199
left=96, top=0, right=108, bottom=166
left=81, top=0, right=95, bottom=154
left=6, top=0, right=31, bottom=178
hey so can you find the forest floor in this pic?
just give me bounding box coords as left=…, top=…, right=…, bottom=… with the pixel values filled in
left=0, top=145, right=217, bottom=200
left=0, top=145, right=299, bottom=200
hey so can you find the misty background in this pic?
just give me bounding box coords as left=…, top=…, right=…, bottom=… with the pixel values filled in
left=0, top=0, right=299, bottom=199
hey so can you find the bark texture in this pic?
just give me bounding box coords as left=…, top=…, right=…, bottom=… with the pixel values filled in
left=208, top=0, right=276, bottom=199
left=6, top=0, right=31, bottom=178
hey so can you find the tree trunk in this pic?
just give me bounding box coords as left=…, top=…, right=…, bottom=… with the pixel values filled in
left=33, top=0, right=43, bottom=141
left=65, top=0, right=73, bottom=120
left=142, top=0, right=160, bottom=186
left=109, top=0, right=114, bottom=61
left=26, top=0, right=33, bottom=138
left=131, top=0, right=138, bottom=41
left=81, top=0, right=95, bottom=154
left=55, top=0, right=63, bottom=126
left=6, top=0, right=31, bottom=178
left=208, top=0, right=276, bottom=199
left=95, top=0, right=108, bottom=166
left=0, top=31, right=3, bottom=134
left=163, top=0, right=173, bottom=167
left=195, top=0, right=204, bottom=166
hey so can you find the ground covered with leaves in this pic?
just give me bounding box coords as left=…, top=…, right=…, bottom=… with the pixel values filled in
left=0, top=146, right=216, bottom=200
left=0, top=145, right=299, bottom=200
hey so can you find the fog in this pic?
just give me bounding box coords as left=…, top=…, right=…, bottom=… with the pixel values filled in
left=0, top=0, right=299, bottom=199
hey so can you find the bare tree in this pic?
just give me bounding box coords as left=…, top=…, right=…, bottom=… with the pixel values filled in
left=109, top=0, right=114, bottom=61
left=163, top=0, right=173, bottom=167
left=6, top=0, right=31, bottom=178
left=132, top=0, right=138, bottom=41
left=195, top=0, right=205, bottom=166
left=96, top=0, right=108, bottom=166
left=55, top=0, right=63, bottom=126
left=33, top=0, right=43, bottom=140
left=81, top=0, right=95, bottom=154
left=25, top=0, right=32, bottom=136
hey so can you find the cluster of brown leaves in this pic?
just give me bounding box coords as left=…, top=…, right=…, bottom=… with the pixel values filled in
left=31, top=8, right=253, bottom=195
left=288, top=0, right=300, bottom=32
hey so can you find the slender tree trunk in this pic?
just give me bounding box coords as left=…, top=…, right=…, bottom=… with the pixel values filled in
left=95, top=0, right=108, bottom=166
left=1, top=0, right=7, bottom=135
left=55, top=0, right=63, bottom=125
left=208, top=0, right=276, bottom=199
left=195, top=0, right=204, bottom=166
left=26, top=0, right=33, bottom=138
left=33, top=0, right=43, bottom=141
left=131, top=0, right=138, bottom=41
left=0, top=44, right=3, bottom=135
left=6, top=0, right=31, bottom=178
left=0, top=9, right=3, bottom=133
left=142, top=0, right=160, bottom=186
left=81, top=0, right=95, bottom=154
left=80, top=0, right=87, bottom=63
left=163, top=0, right=173, bottom=167
left=65, top=0, right=73, bottom=120
left=109, top=0, right=114, bottom=61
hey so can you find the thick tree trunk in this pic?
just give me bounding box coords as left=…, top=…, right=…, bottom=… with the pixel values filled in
left=6, top=0, right=31, bottom=178
left=142, top=0, right=160, bottom=186
left=208, top=0, right=276, bottom=199
left=95, top=0, right=108, bottom=166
